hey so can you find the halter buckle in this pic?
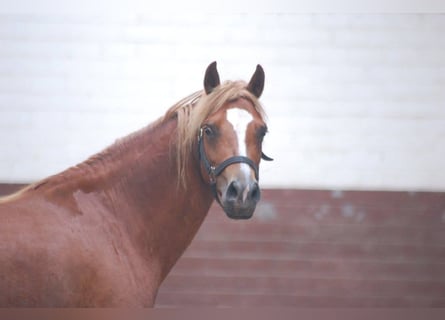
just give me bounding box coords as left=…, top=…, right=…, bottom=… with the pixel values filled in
left=208, top=166, right=216, bottom=183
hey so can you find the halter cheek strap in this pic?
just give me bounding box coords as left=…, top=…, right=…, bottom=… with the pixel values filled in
left=197, top=128, right=273, bottom=200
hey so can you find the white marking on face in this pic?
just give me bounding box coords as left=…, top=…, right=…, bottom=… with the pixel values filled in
left=226, top=108, right=254, bottom=179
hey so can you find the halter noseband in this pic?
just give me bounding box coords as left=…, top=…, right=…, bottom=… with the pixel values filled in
left=197, top=127, right=273, bottom=199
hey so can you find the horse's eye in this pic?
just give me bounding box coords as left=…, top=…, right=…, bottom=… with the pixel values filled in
left=204, top=126, right=214, bottom=137
left=257, top=126, right=268, bottom=141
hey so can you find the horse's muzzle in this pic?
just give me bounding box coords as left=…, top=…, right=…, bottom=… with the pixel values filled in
left=220, top=180, right=261, bottom=219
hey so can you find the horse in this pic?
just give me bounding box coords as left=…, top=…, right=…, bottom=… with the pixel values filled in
left=0, top=61, right=272, bottom=307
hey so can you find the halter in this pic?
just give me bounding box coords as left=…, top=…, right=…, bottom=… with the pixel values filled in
left=197, top=127, right=273, bottom=200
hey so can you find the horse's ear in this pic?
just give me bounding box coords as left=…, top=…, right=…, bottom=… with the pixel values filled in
left=247, top=64, right=265, bottom=98
left=204, top=61, right=221, bottom=94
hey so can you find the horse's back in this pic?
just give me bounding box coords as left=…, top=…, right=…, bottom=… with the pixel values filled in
left=0, top=192, right=157, bottom=307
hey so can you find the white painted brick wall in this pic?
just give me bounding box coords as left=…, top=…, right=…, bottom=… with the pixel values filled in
left=0, top=11, right=444, bottom=191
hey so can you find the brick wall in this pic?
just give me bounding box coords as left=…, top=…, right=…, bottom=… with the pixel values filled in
left=156, top=189, right=445, bottom=307
left=0, top=12, right=444, bottom=191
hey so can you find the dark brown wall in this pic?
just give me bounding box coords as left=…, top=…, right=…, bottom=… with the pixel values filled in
left=1, top=185, right=445, bottom=307
left=156, top=189, right=445, bottom=307
left=0, top=184, right=24, bottom=196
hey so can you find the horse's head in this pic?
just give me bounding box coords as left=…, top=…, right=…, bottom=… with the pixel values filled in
left=198, top=62, right=272, bottom=220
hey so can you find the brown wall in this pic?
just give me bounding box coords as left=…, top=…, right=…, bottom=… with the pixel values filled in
left=1, top=184, right=445, bottom=307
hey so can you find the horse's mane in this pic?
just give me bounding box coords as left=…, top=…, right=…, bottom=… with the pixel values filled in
left=163, top=80, right=266, bottom=188
left=0, top=80, right=266, bottom=201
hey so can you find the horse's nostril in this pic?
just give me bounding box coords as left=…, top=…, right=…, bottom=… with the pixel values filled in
left=225, top=180, right=260, bottom=204
left=250, top=182, right=260, bottom=202
left=226, top=181, right=239, bottom=200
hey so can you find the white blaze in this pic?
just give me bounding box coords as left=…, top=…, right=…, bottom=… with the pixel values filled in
left=226, top=108, right=254, bottom=179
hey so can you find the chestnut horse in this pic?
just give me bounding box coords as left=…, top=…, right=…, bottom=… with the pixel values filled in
left=0, top=62, right=272, bottom=307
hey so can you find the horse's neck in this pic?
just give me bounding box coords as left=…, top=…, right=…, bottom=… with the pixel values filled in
left=35, top=117, right=214, bottom=283
left=110, top=119, right=214, bottom=280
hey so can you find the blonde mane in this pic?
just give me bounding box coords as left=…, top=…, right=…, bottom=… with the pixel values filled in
left=164, top=80, right=266, bottom=188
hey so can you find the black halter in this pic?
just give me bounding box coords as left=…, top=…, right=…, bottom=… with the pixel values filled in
left=197, top=127, right=273, bottom=200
